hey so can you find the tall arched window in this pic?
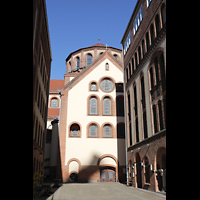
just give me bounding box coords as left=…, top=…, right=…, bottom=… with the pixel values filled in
left=138, top=46, right=141, bottom=63
left=135, top=52, right=138, bottom=69
left=155, top=14, right=160, bottom=36
left=146, top=32, right=150, bottom=52
left=161, top=4, right=166, bottom=26
left=89, top=124, right=98, bottom=137
left=150, top=24, right=155, bottom=44
left=103, top=124, right=112, bottom=137
left=89, top=97, right=97, bottom=115
left=103, top=97, right=111, bottom=115
left=142, top=40, right=145, bottom=58
left=76, top=57, right=80, bottom=68
left=87, top=54, right=92, bottom=66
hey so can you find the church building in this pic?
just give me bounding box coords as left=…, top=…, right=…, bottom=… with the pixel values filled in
left=58, top=41, right=126, bottom=183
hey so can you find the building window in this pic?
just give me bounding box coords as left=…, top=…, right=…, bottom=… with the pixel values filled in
left=155, top=14, right=160, bottom=36
left=113, top=54, right=118, bottom=59
left=100, top=78, right=114, bottom=92
left=150, top=24, right=155, bottom=45
left=146, top=32, right=150, bottom=52
left=147, top=0, right=151, bottom=8
left=103, top=124, right=112, bottom=137
left=51, top=98, right=58, bottom=107
left=87, top=54, right=92, bottom=66
left=90, top=82, right=97, bottom=91
left=105, top=63, right=109, bottom=70
left=134, top=84, right=139, bottom=143
left=89, top=97, right=98, bottom=115
left=70, top=123, right=81, bottom=137
left=161, top=4, right=166, bottom=26
left=89, top=124, right=98, bottom=137
left=133, top=5, right=143, bottom=35
left=140, top=75, right=148, bottom=139
left=76, top=57, right=80, bottom=68
left=124, top=31, right=131, bottom=55
left=103, top=97, right=111, bottom=115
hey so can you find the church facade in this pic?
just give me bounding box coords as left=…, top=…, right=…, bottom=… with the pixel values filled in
left=58, top=41, right=126, bottom=183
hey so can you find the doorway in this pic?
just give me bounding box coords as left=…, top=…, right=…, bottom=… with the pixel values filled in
left=100, top=167, right=116, bottom=182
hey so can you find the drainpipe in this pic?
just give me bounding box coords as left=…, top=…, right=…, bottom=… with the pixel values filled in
left=121, top=46, right=129, bottom=186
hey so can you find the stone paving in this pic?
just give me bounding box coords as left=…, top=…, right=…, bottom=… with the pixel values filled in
left=43, top=182, right=166, bottom=200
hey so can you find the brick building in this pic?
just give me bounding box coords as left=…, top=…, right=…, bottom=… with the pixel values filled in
left=33, top=0, right=52, bottom=175
left=121, top=0, right=166, bottom=192
left=58, top=41, right=126, bottom=183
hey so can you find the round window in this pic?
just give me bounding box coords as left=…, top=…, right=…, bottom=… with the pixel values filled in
left=100, top=79, right=114, bottom=92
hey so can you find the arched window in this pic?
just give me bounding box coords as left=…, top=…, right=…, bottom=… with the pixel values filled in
left=89, top=124, right=98, bottom=137
left=135, top=52, right=138, bottom=69
left=155, top=14, right=160, bottom=36
left=142, top=40, right=145, bottom=58
left=70, top=123, right=80, bottom=137
left=138, top=46, right=141, bottom=63
left=90, top=82, right=97, bottom=91
left=105, top=63, right=109, bottom=70
left=161, top=4, right=166, bottom=26
left=87, top=54, right=92, bottom=66
left=51, top=98, right=58, bottom=107
left=129, top=63, right=131, bottom=78
left=89, top=97, right=97, bottom=115
left=103, top=97, right=111, bottom=115
left=146, top=32, right=150, bottom=52
left=132, top=57, right=135, bottom=74
left=103, top=124, right=112, bottom=137
left=76, top=57, right=80, bottom=68
left=150, top=24, right=155, bottom=44
left=149, top=67, right=154, bottom=89
left=140, top=75, right=148, bottom=139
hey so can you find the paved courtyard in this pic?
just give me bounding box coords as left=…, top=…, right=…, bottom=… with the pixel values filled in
left=45, top=182, right=166, bottom=200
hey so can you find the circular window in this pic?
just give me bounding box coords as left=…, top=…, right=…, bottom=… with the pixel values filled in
left=100, top=79, right=114, bottom=92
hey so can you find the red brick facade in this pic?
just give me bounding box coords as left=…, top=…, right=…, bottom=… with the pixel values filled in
left=121, top=0, right=166, bottom=193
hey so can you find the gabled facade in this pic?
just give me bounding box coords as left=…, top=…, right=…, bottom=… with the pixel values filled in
left=59, top=43, right=126, bottom=183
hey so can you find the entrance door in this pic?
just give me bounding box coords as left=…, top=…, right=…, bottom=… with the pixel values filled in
left=100, top=168, right=116, bottom=182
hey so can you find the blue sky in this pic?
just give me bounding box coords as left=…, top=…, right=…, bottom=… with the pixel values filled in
left=46, top=0, right=137, bottom=79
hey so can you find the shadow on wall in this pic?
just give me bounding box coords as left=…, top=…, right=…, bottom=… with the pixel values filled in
left=66, top=154, right=100, bottom=183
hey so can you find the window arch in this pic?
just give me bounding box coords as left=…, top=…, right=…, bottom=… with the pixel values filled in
left=87, top=54, right=92, bottom=66
left=50, top=97, right=58, bottom=107
left=69, top=123, right=81, bottom=137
